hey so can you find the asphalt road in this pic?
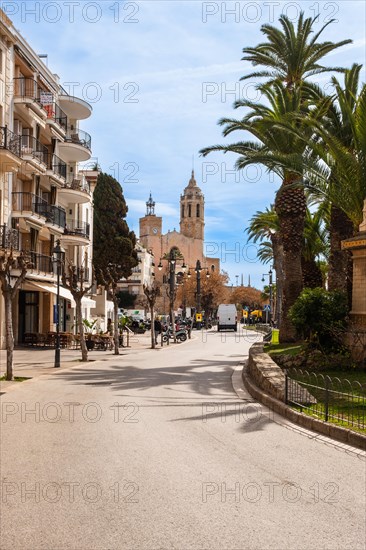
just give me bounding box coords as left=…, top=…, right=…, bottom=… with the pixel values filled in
left=1, top=329, right=365, bottom=550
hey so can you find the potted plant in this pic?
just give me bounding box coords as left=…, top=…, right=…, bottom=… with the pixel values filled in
left=82, top=319, right=98, bottom=350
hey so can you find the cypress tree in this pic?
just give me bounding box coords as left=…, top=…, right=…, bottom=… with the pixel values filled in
left=93, top=172, right=137, bottom=281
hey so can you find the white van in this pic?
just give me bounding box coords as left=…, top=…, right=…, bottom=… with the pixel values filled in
left=217, top=304, right=237, bottom=332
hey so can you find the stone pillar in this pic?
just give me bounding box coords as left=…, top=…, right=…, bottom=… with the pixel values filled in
left=341, top=199, right=366, bottom=361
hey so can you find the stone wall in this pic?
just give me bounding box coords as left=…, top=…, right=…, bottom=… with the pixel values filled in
left=247, top=342, right=286, bottom=401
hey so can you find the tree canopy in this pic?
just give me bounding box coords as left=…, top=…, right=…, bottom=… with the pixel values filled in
left=93, top=172, right=138, bottom=282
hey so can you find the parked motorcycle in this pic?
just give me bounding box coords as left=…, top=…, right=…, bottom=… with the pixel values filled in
left=162, top=327, right=188, bottom=342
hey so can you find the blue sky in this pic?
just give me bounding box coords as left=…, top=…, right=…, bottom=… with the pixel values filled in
left=7, top=0, right=366, bottom=287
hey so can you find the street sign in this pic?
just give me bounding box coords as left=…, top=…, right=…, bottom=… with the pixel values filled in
left=263, top=305, right=271, bottom=311
left=195, top=313, right=202, bottom=322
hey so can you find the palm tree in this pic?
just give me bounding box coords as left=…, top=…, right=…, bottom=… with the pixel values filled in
left=307, top=64, right=363, bottom=298
left=201, top=82, right=325, bottom=340
left=241, top=12, right=351, bottom=89
left=302, top=205, right=329, bottom=289
left=246, top=205, right=283, bottom=324
left=200, top=13, right=351, bottom=341
left=274, top=65, right=365, bottom=301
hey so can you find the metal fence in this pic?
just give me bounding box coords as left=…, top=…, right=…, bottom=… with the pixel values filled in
left=285, top=368, right=366, bottom=430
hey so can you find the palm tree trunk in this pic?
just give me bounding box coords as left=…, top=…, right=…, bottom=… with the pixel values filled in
left=275, top=181, right=306, bottom=342
left=4, top=290, right=14, bottom=381
left=328, top=205, right=354, bottom=305
left=272, top=234, right=284, bottom=326
left=301, top=257, right=323, bottom=288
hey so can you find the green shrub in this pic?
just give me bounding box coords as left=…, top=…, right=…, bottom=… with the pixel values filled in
left=288, top=287, right=348, bottom=350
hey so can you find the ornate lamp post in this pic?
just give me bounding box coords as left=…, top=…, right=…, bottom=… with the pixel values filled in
left=52, top=239, right=65, bottom=368
left=186, top=260, right=211, bottom=330
left=261, top=267, right=273, bottom=325
left=158, top=247, right=186, bottom=331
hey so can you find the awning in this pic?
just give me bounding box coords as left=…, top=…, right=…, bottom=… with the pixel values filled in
left=28, top=281, right=76, bottom=307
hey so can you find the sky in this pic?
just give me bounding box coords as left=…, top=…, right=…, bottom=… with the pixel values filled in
left=6, top=0, right=366, bottom=288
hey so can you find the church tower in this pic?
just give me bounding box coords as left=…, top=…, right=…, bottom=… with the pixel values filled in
left=179, top=171, right=204, bottom=240
left=139, top=193, right=162, bottom=251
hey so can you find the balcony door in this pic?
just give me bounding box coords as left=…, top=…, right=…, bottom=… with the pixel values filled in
left=18, top=291, right=39, bottom=342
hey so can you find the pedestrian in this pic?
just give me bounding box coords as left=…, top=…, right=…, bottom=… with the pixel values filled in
left=154, top=318, right=162, bottom=344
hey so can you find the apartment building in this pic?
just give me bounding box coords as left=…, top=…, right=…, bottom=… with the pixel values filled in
left=118, top=241, right=155, bottom=300
left=0, top=10, right=96, bottom=348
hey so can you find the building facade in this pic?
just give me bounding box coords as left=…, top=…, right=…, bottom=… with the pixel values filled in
left=118, top=241, right=155, bottom=298
left=0, top=10, right=96, bottom=348
left=139, top=171, right=220, bottom=314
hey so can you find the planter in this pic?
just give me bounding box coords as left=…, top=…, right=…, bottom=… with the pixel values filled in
left=86, top=339, right=95, bottom=351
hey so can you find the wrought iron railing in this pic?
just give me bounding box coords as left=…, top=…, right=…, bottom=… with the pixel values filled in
left=76, top=267, right=90, bottom=282
left=62, top=178, right=90, bottom=194
left=285, top=368, right=366, bottom=430
left=0, top=225, right=19, bottom=250
left=12, top=192, right=48, bottom=217
left=21, top=135, right=48, bottom=165
left=13, top=77, right=50, bottom=108
left=64, top=220, right=90, bottom=239
left=0, top=126, right=21, bottom=157
left=44, top=102, right=68, bottom=132
left=49, top=154, right=67, bottom=179
left=65, top=129, right=91, bottom=151
left=45, top=205, right=66, bottom=228
left=29, top=251, right=54, bottom=273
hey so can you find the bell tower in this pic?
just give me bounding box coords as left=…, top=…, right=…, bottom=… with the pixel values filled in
left=139, top=193, right=162, bottom=252
left=179, top=170, right=204, bottom=240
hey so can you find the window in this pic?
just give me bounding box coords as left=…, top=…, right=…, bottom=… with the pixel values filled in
left=196, top=204, right=200, bottom=217
left=188, top=204, right=191, bottom=217
left=181, top=204, right=184, bottom=218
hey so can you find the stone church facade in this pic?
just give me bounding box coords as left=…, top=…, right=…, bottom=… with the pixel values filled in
left=139, top=171, right=220, bottom=284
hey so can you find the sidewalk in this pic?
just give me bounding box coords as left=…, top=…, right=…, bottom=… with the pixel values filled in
left=0, top=331, right=160, bottom=392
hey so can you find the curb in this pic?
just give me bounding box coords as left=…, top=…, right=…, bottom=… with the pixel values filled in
left=242, top=363, right=366, bottom=451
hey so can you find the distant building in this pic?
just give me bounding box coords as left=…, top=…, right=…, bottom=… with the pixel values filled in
left=118, top=240, right=155, bottom=298
left=139, top=171, right=220, bottom=284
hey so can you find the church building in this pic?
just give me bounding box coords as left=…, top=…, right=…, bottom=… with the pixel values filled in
left=139, top=171, right=220, bottom=283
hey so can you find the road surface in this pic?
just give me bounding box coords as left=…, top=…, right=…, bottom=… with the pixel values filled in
left=1, top=329, right=365, bottom=549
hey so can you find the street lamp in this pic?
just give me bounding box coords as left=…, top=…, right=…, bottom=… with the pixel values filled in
left=158, top=248, right=186, bottom=327
left=261, top=267, right=273, bottom=325
left=186, top=260, right=211, bottom=330
left=52, top=239, right=65, bottom=368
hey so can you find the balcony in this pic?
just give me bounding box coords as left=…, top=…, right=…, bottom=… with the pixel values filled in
left=58, top=90, right=92, bottom=120
left=47, top=153, right=67, bottom=183
left=21, top=135, right=48, bottom=172
left=44, top=204, right=66, bottom=230
left=13, top=77, right=48, bottom=120
left=0, top=225, right=19, bottom=250
left=12, top=193, right=48, bottom=226
left=58, top=129, right=92, bottom=162
left=58, top=178, right=91, bottom=204
left=0, top=126, right=22, bottom=171
left=76, top=266, right=90, bottom=282
left=45, top=102, right=68, bottom=134
left=28, top=251, right=54, bottom=274
left=62, top=221, right=90, bottom=245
